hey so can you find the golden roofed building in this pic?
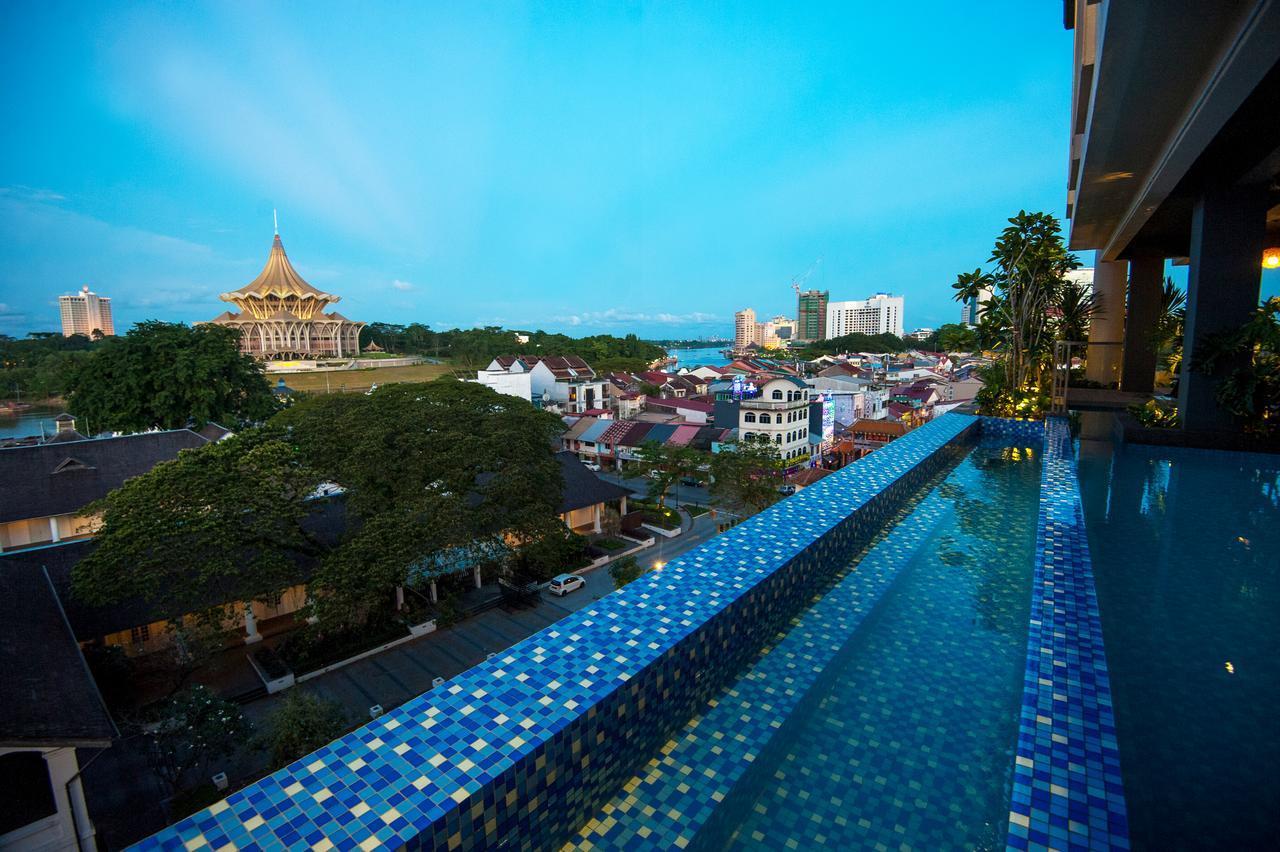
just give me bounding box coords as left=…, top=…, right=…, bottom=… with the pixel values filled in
left=209, top=231, right=364, bottom=360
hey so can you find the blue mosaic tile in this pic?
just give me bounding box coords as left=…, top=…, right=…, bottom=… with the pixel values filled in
left=132, top=415, right=980, bottom=851
left=1004, top=416, right=1129, bottom=852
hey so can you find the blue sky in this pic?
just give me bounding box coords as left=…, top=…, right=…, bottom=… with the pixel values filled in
left=5, top=2, right=1264, bottom=340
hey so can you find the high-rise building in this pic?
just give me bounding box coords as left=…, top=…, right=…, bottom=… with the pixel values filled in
left=58, top=286, right=115, bottom=338
left=960, top=285, right=994, bottom=327
left=734, top=308, right=757, bottom=348
left=826, top=293, right=904, bottom=338
left=796, top=290, right=828, bottom=342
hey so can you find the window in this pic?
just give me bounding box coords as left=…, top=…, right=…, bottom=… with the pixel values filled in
left=775, top=434, right=782, bottom=444
left=744, top=412, right=756, bottom=423
left=131, top=623, right=151, bottom=644
left=0, top=752, right=57, bottom=835
left=759, top=413, right=771, bottom=424
left=772, top=389, right=783, bottom=400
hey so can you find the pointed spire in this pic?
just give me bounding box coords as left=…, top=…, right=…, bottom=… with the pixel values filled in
left=273, top=208, right=279, bottom=236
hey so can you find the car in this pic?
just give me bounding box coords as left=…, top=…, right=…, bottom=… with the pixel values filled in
left=679, top=476, right=703, bottom=487
left=582, top=461, right=601, bottom=472
left=777, top=484, right=797, bottom=496
left=647, top=469, right=663, bottom=479
left=548, top=573, right=586, bottom=596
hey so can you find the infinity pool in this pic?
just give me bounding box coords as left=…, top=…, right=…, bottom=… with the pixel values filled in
left=1077, top=425, right=1280, bottom=849
left=569, top=439, right=1043, bottom=849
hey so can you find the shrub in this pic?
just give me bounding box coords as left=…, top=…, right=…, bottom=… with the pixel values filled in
left=257, top=691, right=349, bottom=770
left=609, top=556, right=645, bottom=589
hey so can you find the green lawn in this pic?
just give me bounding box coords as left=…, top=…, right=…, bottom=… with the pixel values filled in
left=278, top=363, right=455, bottom=393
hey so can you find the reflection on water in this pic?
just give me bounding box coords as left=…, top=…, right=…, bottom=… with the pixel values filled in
left=1077, top=419, right=1280, bottom=849
left=0, top=404, right=62, bottom=440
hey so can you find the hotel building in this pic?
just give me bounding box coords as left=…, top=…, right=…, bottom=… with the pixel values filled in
left=58, top=286, right=114, bottom=338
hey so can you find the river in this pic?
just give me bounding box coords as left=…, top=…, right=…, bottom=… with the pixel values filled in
left=0, top=405, right=64, bottom=440
left=666, top=346, right=732, bottom=368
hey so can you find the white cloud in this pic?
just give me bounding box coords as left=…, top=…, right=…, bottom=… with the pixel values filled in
left=391, top=279, right=414, bottom=291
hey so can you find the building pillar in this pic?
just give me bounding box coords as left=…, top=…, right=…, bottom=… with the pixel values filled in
left=473, top=565, right=482, bottom=589
left=1120, top=256, right=1164, bottom=393
left=620, top=495, right=628, bottom=516
left=429, top=580, right=438, bottom=603
left=395, top=585, right=405, bottom=611
left=1086, top=259, right=1127, bottom=387
left=1178, top=185, right=1268, bottom=431
left=593, top=504, right=602, bottom=534
left=244, top=604, right=262, bottom=644
left=48, top=516, right=62, bottom=543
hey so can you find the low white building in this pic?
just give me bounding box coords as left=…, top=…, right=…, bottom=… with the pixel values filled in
left=475, top=368, right=533, bottom=403
left=485, top=355, right=605, bottom=414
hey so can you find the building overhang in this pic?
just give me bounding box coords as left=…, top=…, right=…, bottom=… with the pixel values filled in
left=1068, top=1, right=1280, bottom=260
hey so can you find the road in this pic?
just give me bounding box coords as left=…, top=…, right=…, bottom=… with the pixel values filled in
left=595, top=468, right=712, bottom=509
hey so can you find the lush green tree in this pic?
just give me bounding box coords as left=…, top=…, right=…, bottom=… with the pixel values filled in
left=952, top=211, right=1080, bottom=416
left=512, top=522, right=589, bottom=583
left=66, top=321, right=277, bottom=432
left=146, top=685, right=252, bottom=793
left=624, top=441, right=702, bottom=506
left=257, top=690, right=348, bottom=770
left=708, top=436, right=783, bottom=517
left=272, top=380, right=567, bottom=627
left=796, top=331, right=907, bottom=359
left=935, top=323, right=979, bottom=353
left=1193, top=296, right=1280, bottom=438
left=608, top=555, right=644, bottom=589
left=71, top=430, right=325, bottom=624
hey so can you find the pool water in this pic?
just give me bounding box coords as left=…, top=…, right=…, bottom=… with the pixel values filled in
left=567, top=440, right=1042, bottom=850
left=1077, top=432, right=1280, bottom=849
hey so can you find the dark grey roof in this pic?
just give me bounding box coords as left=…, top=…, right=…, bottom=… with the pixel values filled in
left=0, top=563, right=115, bottom=746
left=0, top=498, right=349, bottom=642
left=554, top=451, right=630, bottom=514
left=0, top=429, right=211, bottom=524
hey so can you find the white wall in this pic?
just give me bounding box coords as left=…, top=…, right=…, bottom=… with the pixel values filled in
left=475, top=370, right=533, bottom=402
left=826, top=294, right=904, bottom=338
left=0, top=747, right=97, bottom=852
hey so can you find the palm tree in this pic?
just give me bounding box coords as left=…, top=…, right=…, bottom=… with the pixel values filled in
left=1055, top=278, right=1100, bottom=343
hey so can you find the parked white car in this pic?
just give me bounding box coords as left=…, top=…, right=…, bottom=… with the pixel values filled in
left=548, top=573, right=586, bottom=596
left=582, top=460, right=601, bottom=472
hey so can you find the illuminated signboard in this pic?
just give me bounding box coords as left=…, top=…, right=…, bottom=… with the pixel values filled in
left=731, top=375, right=759, bottom=400
left=821, top=391, right=835, bottom=443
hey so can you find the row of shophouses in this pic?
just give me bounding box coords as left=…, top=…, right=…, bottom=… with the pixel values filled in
left=553, top=351, right=984, bottom=472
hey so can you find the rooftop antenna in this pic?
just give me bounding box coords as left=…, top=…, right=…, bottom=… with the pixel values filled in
left=273, top=209, right=279, bottom=235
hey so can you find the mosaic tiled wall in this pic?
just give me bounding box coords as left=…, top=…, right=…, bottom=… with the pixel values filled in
left=1005, top=416, right=1129, bottom=851
left=980, top=416, right=1047, bottom=444
left=133, top=415, right=980, bottom=852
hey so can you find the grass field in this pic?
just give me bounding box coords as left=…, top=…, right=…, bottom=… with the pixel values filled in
left=279, top=363, right=457, bottom=393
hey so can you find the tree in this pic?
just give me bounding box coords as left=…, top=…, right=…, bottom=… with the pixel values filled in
left=952, top=211, right=1080, bottom=416
left=71, top=430, right=325, bottom=626
left=608, top=555, right=644, bottom=589
left=146, top=685, right=251, bottom=793
left=512, top=522, right=589, bottom=583
left=1193, top=296, right=1280, bottom=438
left=624, top=441, right=702, bottom=506
left=272, top=380, right=567, bottom=628
left=935, top=323, right=979, bottom=353
left=66, top=321, right=277, bottom=432
left=257, top=690, right=348, bottom=771
left=708, top=436, right=783, bottom=517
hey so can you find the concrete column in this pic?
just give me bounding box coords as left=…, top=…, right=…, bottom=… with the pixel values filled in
left=395, top=585, right=405, bottom=611
left=1178, top=185, right=1268, bottom=431
left=1086, top=259, right=1127, bottom=387
left=429, top=580, right=438, bottom=603
left=1121, top=256, right=1164, bottom=393
left=593, top=504, right=602, bottom=534
left=244, top=604, right=262, bottom=644
left=48, top=516, right=61, bottom=543
left=473, top=565, right=482, bottom=589
left=620, top=495, right=628, bottom=516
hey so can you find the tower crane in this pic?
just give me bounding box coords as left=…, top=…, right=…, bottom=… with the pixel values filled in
left=790, top=257, right=823, bottom=297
